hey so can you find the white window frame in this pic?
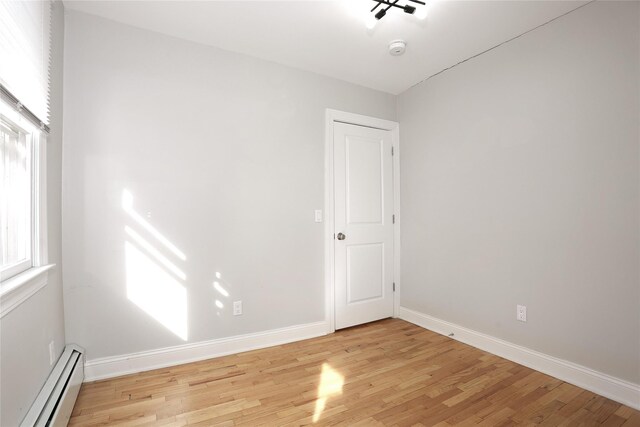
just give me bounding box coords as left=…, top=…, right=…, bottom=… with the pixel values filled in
left=1, top=119, right=33, bottom=278
left=0, top=99, right=52, bottom=318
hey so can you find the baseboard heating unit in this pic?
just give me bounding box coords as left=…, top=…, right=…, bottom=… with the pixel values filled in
left=21, top=344, right=85, bottom=427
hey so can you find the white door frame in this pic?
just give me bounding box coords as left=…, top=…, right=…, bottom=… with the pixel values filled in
left=324, top=109, right=401, bottom=334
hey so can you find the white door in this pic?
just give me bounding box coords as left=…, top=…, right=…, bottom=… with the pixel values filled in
left=334, top=122, right=394, bottom=330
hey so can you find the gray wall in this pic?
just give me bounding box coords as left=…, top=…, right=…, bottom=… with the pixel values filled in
left=0, top=2, right=67, bottom=425
left=398, top=1, right=640, bottom=383
left=62, top=11, right=396, bottom=361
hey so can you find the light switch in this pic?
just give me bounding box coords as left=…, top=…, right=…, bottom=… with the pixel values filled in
left=315, top=210, right=323, bottom=223
left=233, top=301, right=243, bottom=316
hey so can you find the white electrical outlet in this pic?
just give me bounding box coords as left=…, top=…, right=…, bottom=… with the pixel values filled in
left=517, top=305, right=527, bottom=322
left=48, top=341, right=56, bottom=366
left=233, top=301, right=243, bottom=316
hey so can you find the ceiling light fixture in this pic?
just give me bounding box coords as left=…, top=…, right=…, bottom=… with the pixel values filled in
left=370, top=0, right=426, bottom=22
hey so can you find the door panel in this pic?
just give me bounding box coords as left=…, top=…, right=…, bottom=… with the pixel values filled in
left=347, top=243, right=384, bottom=304
left=346, top=136, right=383, bottom=224
left=334, top=122, right=394, bottom=330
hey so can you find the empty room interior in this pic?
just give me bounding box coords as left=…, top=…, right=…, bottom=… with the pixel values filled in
left=1, top=0, right=639, bottom=425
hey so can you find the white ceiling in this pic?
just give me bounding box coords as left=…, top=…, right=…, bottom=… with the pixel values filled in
left=64, top=1, right=587, bottom=94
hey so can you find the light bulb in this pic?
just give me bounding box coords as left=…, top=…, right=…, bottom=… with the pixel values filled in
left=415, top=6, right=430, bottom=20
left=365, top=15, right=377, bottom=29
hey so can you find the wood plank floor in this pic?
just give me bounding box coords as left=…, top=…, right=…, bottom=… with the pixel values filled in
left=69, top=319, right=640, bottom=426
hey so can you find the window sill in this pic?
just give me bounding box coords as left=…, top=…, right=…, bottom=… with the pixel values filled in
left=0, top=264, right=55, bottom=318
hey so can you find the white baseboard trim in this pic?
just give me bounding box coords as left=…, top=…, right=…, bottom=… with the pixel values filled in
left=84, top=320, right=328, bottom=382
left=399, top=306, right=640, bottom=410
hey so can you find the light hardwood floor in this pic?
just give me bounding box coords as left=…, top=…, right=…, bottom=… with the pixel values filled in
left=69, top=319, right=640, bottom=426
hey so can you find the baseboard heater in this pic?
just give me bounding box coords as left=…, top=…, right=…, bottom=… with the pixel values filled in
left=21, top=344, right=85, bottom=427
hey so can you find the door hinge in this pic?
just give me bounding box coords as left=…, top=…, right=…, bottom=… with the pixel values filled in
left=391, top=146, right=394, bottom=156
left=393, top=282, right=396, bottom=292
left=392, top=214, right=395, bottom=224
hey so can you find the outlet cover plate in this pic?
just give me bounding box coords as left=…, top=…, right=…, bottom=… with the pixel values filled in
left=517, top=304, right=527, bottom=322
left=233, top=301, right=242, bottom=316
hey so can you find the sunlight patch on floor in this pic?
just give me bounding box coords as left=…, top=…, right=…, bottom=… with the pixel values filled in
left=313, top=363, right=344, bottom=422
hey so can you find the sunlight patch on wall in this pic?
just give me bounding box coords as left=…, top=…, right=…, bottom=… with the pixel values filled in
left=122, top=189, right=187, bottom=261
left=125, top=226, right=186, bottom=281
left=313, top=363, right=344, bottom=422
left=213, top=281, right=229, bottom=297
left=125, top=241, right=188, bottom=340
left=122, top=189, right=189, bottom=341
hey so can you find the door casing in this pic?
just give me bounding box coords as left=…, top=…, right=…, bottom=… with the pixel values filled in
left=324, top=109, right=401, bottom=334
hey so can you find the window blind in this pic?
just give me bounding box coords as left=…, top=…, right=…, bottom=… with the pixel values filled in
left=0, top=0, right=52, bottom=129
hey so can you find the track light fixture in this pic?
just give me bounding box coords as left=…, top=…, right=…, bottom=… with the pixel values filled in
left=370, top=0, right=426, bottom=22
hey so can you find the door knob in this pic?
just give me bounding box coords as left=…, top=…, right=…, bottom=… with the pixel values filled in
left=337, top=232, right=346, bottom=240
